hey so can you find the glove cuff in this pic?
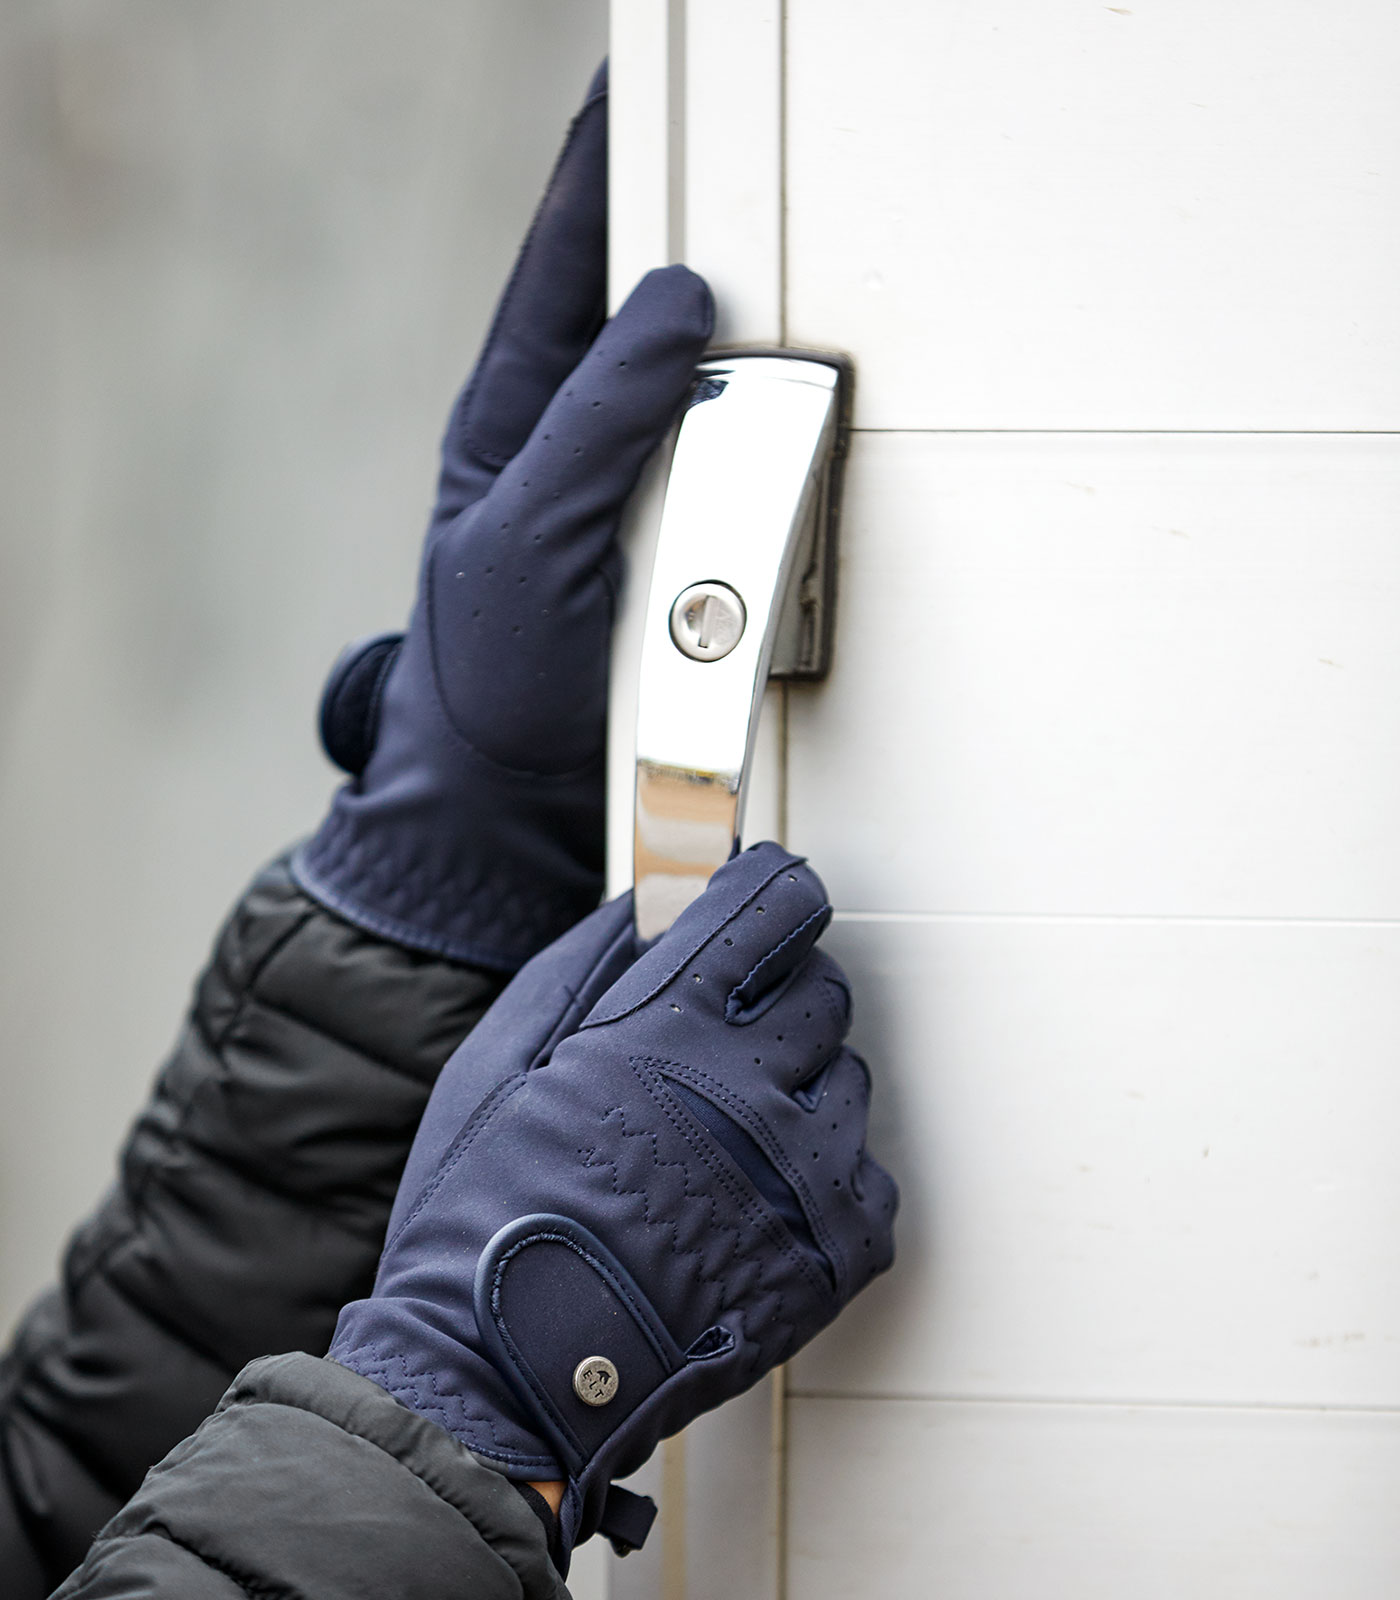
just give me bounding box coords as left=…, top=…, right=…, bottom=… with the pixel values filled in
left=291, top=762, right=603, bottom=972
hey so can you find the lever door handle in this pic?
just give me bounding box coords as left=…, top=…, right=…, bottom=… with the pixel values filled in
left=633, top=350, right=848, bottom=940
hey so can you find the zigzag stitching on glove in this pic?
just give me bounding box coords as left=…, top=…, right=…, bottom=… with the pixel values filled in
left=334, top=1345, right=557, bottom=1468
left=656, top=1059, right=846, bottom=1293
left=575, top=1067, right=799, bottom=1360
left=638, top=1057, right=831, bottom=1319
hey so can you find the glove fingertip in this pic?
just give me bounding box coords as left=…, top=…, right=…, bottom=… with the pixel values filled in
left=613, top=264, right=716, bottom=349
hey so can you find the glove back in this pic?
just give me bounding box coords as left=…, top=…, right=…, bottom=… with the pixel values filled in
left=331, top=843, right=897, bottom=1558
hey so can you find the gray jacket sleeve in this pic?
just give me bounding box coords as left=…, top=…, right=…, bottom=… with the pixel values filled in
left=52, top=1352, right=568, bottom=1600
left=0, top=856, right=504, bottom=1595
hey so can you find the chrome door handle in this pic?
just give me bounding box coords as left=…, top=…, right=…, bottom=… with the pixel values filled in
left=633, top=350, right=849, bottom=940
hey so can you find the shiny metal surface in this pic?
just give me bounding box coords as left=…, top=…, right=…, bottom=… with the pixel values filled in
left=633, top=352, right=844, bottom=940
left=669, top=582, right=748, bottom=662
left=574, top=1355, right=621, bottom=1406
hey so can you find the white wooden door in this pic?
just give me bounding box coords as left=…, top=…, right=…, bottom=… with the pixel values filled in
left=600, top=4, right=1400, bottom=1595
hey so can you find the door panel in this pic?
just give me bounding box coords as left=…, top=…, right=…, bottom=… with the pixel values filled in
left=786, top=0, right=1400, bottom=431
left=608, top=3, right=1397, bottom=1594
left=790, top=917, right=1400, bottom=1407
left=786, top=432, right=1400, bottom=919
left=787, top=1397, right=1400, bottom=1599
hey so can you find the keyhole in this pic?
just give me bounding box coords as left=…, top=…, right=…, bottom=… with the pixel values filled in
left=669, top=581, right=747, bottom=662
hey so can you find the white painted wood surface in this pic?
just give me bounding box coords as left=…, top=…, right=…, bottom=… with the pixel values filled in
left=610, top=1, right=1398, bottom=1594
left=787, top=431, right=1400, bottom=919
left=792, top=916, right=1400, bottom=1408
left=788, top=1397, right=1400, bottom=1598
left=786, top=0, right=1400, bottom=431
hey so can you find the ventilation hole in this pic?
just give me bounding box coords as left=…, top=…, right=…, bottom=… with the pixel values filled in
left=670, top=1004, right=681, bottom=1013
left=831, top=1122, right=838, bottom=1131
left=833, top=1178, right=842, bottom=1189
left=522, top=480, right=530, bottom=487
left=693, top=974, right=702, bottom=983
left=591, top=399, right=602, bottom=408
left=543, top=433, right=552, bottom=440
left=776, top=1035, right=784, bottom=1042
left=812, top=1151, right=820, bottom=1160
left=754, top=1057, right=762, bottom=1066
left=756, top=905, right=765, bottom=914
left=618, top=359, right=628, bottom=367
left=500, top=521, right=510, bottom=530
left=472, top=609, right=481, bottom=619
left=864, top=1237, right=872, bottom=1249
left=512, top=625, right=521, bottom=634
left=787, top=874, right=796, bottom=882
left=573, top=446, right=582, bottom=455
left=724, top=937, right=734, bottom=947
left=518, top=575, right=527, bottom=584
left=533, top=534, right=541, bottom=542
left=805, top=1012, right=812, bottom=1020
left=485, top=565, right=494, bottom=574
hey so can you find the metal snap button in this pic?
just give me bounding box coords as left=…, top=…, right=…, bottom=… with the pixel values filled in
left=669, top=582, right=747, bottom=662
left=573, top=1355, right=620, bottom=1407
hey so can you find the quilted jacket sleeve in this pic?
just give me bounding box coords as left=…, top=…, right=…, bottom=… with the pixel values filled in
left=52, top=1352, right=568, bottom=1600
left=0, top=856, right=505, bottom=1596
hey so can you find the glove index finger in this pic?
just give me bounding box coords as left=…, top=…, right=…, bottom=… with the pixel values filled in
left=582, top=843, right=829, bottom=1030
left=457, top=265, right=714, bottom=576
left=433, top=64, right=610, bottom=526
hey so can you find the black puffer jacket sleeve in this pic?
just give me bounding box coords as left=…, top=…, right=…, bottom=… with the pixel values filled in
left=0, top=856, right=505, bottom=1596
left=52, top=1352, right=568, bottom=1600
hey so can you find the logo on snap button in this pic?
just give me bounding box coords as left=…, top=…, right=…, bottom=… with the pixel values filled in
left=573, top=1355, right=620, bottom=1407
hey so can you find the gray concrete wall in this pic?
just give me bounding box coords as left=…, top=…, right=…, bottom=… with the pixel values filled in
left=0, top=1, right=606, bottom=1336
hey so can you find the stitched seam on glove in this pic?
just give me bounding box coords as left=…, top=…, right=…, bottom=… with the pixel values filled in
left=332, top=1348, right=559, bottom=1469
left=725, top=904, right=832, bottom=1022
left=382, top=1071, right=531, bottom=1252
left=486, top=1227, right=679, bottom=1463
left=654, top=1060, right=846, bottom=1286
left=578, top=1064, right=810, bottom=1341
left=581, top=854, right=807, bottom=1028
left=639, top=1061, right=837, bottom=1305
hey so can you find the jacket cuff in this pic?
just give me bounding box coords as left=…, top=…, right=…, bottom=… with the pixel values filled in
left=71, top=1352, right=567, bottom=1600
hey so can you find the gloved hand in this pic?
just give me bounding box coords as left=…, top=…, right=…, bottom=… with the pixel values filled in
left=293, top=65, right=714, bottom=969
left=329, top=842, right=898, bottom=1564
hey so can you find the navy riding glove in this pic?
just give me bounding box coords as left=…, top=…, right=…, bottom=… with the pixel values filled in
left=330, top=842, right=898, bottom=1561
left=293, top=67, right=715, bottom=969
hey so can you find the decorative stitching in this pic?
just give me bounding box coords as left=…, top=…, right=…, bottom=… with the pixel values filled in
left=573, top=1064, right=812, bottom=1357
left=657, top=1060, right=846, bottom=1294
left=333, top=1346, right=557, bottom=1469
